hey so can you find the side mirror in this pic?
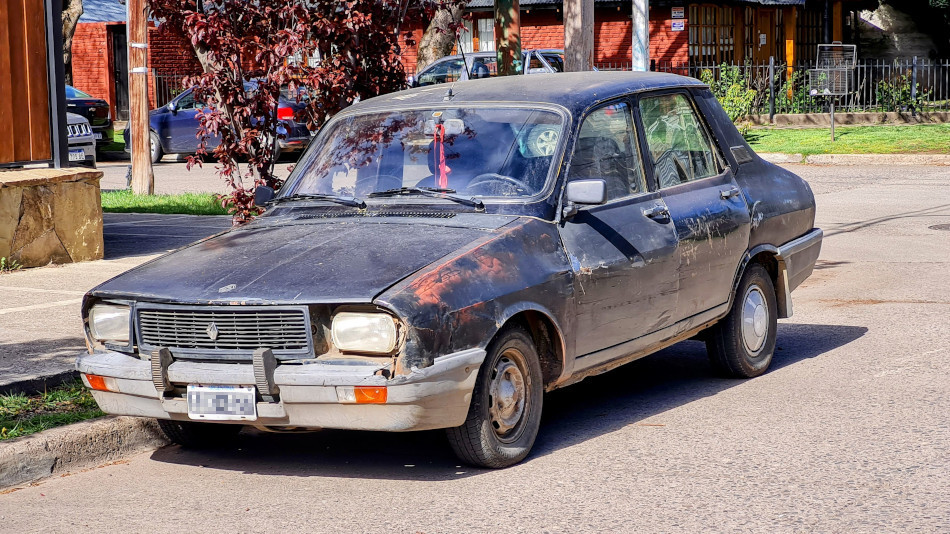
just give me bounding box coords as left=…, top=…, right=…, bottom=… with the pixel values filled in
left=562, top=179, right=607, bottom=219
left=254, top=185, right=275, bottom=207
left=407, top=75, right=416, bottom=88
left=167, top=101, right=177, bottom=114
left=566, top=179, right=607, bottom=205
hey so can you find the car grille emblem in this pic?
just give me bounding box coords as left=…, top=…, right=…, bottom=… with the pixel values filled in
left=206, top=322, right=219, bottom=341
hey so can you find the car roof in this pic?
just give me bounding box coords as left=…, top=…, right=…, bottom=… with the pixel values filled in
left=353, top=71, right=705, bottom=117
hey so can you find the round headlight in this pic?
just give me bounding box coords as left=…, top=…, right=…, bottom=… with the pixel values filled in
left=89, top=304, right=131, bottom=343
left=331, top=312, right=398, bottom=354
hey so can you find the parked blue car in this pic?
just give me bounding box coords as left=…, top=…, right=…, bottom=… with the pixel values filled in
left=125, top=83, right=314, bottom=163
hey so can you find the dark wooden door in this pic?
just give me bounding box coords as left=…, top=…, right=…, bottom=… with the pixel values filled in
left=111, top=26, right=129, bottom=121
left=0, top=0, right=52, bottom=164
left=753, top=9, right=775, bottom=64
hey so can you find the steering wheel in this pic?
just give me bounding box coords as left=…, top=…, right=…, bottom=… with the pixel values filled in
left=465, top=173, right=532, bottom=195
left=356, top=174, right=402, bottom=195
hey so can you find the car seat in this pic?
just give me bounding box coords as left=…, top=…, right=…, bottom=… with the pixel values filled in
left=569, top=137, right=630, bottom=200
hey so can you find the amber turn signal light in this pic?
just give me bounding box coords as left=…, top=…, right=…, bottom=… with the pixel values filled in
left=83, top=373, right=110, bottom=392
left=354, top=386, right=387, bottom=404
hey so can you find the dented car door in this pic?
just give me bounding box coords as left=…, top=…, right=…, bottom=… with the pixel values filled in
left=638, top=91, right=752, bottom=320
left=558, top=100, right=680, bottom=357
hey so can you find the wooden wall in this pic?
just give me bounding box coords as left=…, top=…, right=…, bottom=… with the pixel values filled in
left=0, top=0, right=52, bottom=164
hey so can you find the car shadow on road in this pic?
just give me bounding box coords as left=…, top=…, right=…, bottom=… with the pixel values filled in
left=149, top=322, right=867, bottom=481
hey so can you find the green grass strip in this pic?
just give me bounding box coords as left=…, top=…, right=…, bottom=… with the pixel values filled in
left=745, top=123, right=950, bottom=157
left=98, top=128, right=126, bottom=152
left=1, top=378, right=105, bottom=441
left=101, top=189, right=229, bottom=216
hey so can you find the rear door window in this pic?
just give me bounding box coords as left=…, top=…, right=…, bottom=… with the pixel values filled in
left=639, top=93, right=722, bottom=188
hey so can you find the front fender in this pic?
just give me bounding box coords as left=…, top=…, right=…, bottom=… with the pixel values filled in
left=375, top=218, right=574, bottom=374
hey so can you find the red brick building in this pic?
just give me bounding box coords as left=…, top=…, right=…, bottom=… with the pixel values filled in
left=72, top=0, right=866, bottom=120
left=71, top=0, right=201, bottom=120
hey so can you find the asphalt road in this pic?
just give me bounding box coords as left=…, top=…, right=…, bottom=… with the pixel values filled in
left=1, top=164, right=948, bottom=532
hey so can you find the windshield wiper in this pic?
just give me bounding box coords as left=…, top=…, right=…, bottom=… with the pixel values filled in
left=270, top=193, right=366, bottom=209
left=368, top=187, right=484, bottom=209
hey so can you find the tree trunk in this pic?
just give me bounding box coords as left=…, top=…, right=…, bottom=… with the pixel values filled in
left=415, top=3, right=468, bottom=73
left=563, top=0, right=594, bottom=72
left=62, top=0, right=83, bottom=85
left=494, top=0, right=521, bottom=76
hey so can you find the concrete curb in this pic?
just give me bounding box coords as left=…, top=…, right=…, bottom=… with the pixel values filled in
left=0, top=416, right=169, bottom=490
left=804, top=153, right=950, bottom=166
left=759, top=153, right=804, bottom=164
left=758, top=153, right=950, bottom=166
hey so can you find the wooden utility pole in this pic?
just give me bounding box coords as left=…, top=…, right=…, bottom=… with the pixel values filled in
left=494, top=0, right=521, bottom=76
left=128, top=0, right=153, bottom=194
left=563, top=0, right=594, bottom=72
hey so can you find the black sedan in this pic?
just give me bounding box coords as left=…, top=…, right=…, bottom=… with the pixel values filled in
left=65, top=85, right=112, bottom=149
left=124, top=84, right=314, bottom=163
left=78, top=72, right=822, bottom=468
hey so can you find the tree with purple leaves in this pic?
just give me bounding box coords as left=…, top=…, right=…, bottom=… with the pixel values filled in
left=148, top=0, right=466, bottom=223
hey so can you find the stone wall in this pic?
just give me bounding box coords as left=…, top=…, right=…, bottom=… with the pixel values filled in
left=0, top=168, right=104, bottom=268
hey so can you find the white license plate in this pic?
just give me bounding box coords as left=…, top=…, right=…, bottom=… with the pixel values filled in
left=94, top=132, right=103, bottom=140
left=68, top=149, right=85, bottom=162
left=186, top=385, right=257, bottom=421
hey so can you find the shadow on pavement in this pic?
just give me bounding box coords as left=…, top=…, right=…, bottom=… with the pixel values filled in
left=149, top=323, right=867, bottom=481
left=103, top=214, right=231, bottom=260
left=0, top=336, right=87, bottom=394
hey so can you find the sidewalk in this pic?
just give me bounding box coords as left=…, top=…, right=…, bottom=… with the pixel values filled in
left=0, top=213, right=230, bottom=394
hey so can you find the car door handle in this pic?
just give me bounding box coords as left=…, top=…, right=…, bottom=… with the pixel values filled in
left=720, top=186, right=741, bottom=200
left=642, top=204, right=670, bottom=220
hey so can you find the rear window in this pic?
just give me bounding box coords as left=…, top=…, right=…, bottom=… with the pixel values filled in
left=65, top=85, right=92, bottom=99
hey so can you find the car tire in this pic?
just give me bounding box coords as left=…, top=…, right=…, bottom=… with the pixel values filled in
left=706, top=263, right=778, bottom=378
left=524, top=125, right=560, bottom=157
left=149, top=130, right=163, bottom=164
left=156, top=419, right=242, bottom=448
left=446, top=325, right=543, bottom=468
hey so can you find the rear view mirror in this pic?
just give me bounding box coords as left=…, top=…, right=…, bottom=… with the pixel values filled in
left=254, top=186, right=275, bottom=207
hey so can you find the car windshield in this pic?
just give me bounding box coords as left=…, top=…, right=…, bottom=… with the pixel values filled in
left=287, top=107, right=564, bottom=200
left=65, top=85, right=92, bottom=98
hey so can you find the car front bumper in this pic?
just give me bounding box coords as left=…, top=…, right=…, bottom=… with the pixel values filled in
left=76, top=348, right=485, bottom=432
left=67, top=140, right=97, bottom=168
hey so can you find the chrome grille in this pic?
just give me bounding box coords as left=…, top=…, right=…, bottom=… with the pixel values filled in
left=67, top=123, right=91, bottom=138
left=137, top=306, right=311, bottom=356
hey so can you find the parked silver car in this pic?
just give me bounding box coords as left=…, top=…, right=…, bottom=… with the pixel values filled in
left=67, top=112, right=96, bottom=168
left=409, top=49, right=567, bottom=87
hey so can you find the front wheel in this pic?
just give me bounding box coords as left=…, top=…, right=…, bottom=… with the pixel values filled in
left=446, top=325, right=543, bottom=468
left=706, top=263, right=778, bottom=378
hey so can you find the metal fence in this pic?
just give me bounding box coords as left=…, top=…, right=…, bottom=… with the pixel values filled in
left=594, top=57, right=950, bottom=115
left=153, top=73, right=189, bottom=108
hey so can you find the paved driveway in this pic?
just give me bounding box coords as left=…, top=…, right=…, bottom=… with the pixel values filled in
left=1, top=164, right=948, bottom=532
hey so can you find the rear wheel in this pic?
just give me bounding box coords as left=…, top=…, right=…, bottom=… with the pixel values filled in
left=446, top=325, right=543, bottom=468
left=706, top=263, right=777, bottom=378
left=157, top=419, right=242, bottom=448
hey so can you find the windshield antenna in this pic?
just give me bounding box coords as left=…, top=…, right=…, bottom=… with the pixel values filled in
left=449, top=31, right=468, bottom=97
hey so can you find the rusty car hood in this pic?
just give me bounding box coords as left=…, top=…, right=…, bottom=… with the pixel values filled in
left=89, top=215, right=517, bottom=305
